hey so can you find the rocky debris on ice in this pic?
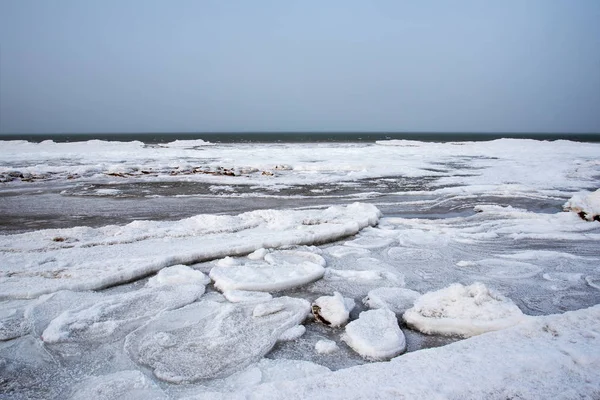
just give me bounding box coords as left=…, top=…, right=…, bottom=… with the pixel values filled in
left=564, top=188, right=600, bottom=221
left=363, top=287, right=421, bottom=316
left=315, top=339, right=339, bottom=354
left=210, top=250, right=326, bottom=292
left=311, top=292, right=354, bottom=327
left=124, top=296, right=310, bottom=383
left=342, top=308, right=406, bottom=360
left=403, top=282, right=525, bottom=337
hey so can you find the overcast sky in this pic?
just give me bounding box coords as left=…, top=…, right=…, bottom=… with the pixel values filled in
left=1, top=0, right=599, bottom=134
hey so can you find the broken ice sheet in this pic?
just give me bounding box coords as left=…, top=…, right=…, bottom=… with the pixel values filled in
left=124, top=296, right=310, bottom=383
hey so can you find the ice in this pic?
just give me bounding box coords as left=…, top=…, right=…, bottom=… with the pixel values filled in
left=146, top=265, right=210, bottom=287
left=325, top=246, right=371, bottom=258
left=0, top=203, right=379, bottom=299
left=42, top=284, right=205, bottom=344
left=229, top=305, right=600, bottom=399
left=223, top=290, right=273, bottom=303
left=124, top=296, right=310, bottom=383
left=311, top=292, right=353, bottom=327
left=564, top=188, right=600, bottom=221
left=210, top=249, right=328, bottom=292
left=69, top=370, right=167, bottom=400
left=315, top=339, right=339, bottom=354
left=403, top=282, right=525, bottom=337
left=363, top=287, right=421, bottom=315
left=343, top=236, right=395, bottom=249
left=247, top=248, right=270, bottom=260
left=342, top=308, right=406, bottom=360
left=278, top=325, right=306, bottom=341
left=0, top=299, right=32, bottom=341
left=159, top=139, right=213, bottom=148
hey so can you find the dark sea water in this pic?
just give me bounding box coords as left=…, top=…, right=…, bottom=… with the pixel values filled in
left=3, top=131, right=600, bottom=143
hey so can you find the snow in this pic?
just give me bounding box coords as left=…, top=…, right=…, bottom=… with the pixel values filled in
left=403, top=283, right=525, bottom=337
left=124, top=296, right=310, bottom=383
left=564, top=188, right=600, bottom=221
left=342, top=308, right=406, bottom=360
left=363, top=287, right=421, bottom=315
left=315, top=339, right=339, bottom=354
left=0, top=203, right=380, bottom=299
left=146, top=265, right=210, bottom=287
left=311, top=292, right=353, bottom=327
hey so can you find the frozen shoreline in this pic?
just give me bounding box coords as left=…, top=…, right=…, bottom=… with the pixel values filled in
left=1, top=138, right=599, bottom=399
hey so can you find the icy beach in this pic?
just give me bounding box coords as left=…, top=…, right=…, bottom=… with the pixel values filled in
left=1, top=138, right=600, bottom=399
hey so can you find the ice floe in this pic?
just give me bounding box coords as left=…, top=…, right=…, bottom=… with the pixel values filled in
left=223, top=290, right=273, bottom=303
left=69, top=370, right=167, bottom=400
left=0, top=203, right=379, bottom=299
left=124, top=296, right=310, bottom=383
left=403, top=282, right=525, bottom=337
left=146, top=265, right=210, bottom=287
left=342, top=308, right=406, bottom=360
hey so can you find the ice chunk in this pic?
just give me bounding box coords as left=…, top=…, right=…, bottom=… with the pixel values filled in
left=159, top=139, right=213, bottom=148
left=403, top=282, right=525, bottom=337
left=325, top=268, right=385, bottom=282
left=315, top=339, right=339, bottom=354
left=312, top=292, right=353, bottom=327
left=146, top=265, right=210, bottom=287
left=564, top=189, right=600, bottom=221
left=363, top=287, right=421, bottom=315
left=247, top=248, right=269, bottom=260
left=69, top=370, right=167, bottom=400
left=342, top=308, right=406, bottom=360
left=216, top=256, right=240, bottom=267
left=124, top=297, right=310, bottom=383
left=223, top=290, right=273, bottom=303
left=278, top=325, right=306, bottom=341
left=42, top=284, right=204, bottom=344
left=210, top=260, right=325, bottom=292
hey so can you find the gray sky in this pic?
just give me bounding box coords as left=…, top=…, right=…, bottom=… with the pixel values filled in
left=1, top=0, right=599, bottom=134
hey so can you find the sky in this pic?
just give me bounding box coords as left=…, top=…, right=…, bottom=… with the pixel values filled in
left=1, top=0, right=599, bottom=134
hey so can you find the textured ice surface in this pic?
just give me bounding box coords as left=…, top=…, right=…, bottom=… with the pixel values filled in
left=69, top=370, right=167, bottom=400
left=403, top=283, right=525, bottom=337
left=342, top=308, right=406, bottom=360
left=124, top=296, right=310, bottom=383
left=42, top=284, right=205, bottom=344
left=0, top=203, right=379, bottom=299
left=278, top=325, right=306, bottom=341
left=363, top=287, right=421, bottom=315
left=0, top=299, right=32, bottom=341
